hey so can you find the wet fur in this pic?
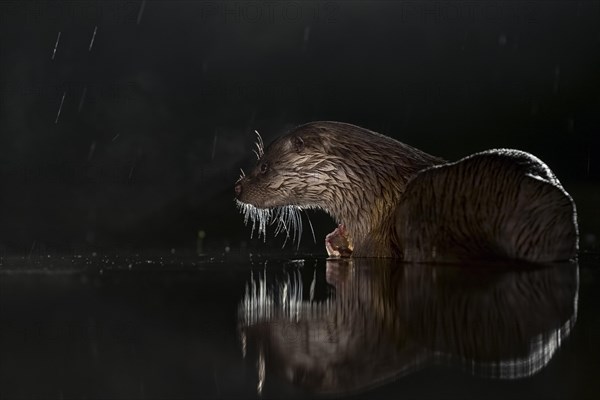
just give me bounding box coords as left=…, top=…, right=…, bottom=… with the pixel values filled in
left=395, top=149, right=579, bottom=262
left=235, top=121, right=578, bottom=261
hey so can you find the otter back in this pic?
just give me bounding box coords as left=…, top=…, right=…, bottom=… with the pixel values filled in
left=394, top=149, right=578, bottom=263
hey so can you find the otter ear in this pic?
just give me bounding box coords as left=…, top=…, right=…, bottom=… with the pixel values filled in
left=292, top=136, right=304, bottom=152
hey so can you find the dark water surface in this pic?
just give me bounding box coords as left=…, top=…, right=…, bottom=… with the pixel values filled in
left=1, top=252, right=599, bottom=399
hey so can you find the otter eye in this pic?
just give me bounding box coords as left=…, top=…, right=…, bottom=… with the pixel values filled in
left=260, top=162, right=269, bottom=173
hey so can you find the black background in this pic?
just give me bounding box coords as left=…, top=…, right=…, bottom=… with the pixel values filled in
left=0, top=0, right=599, bottom=254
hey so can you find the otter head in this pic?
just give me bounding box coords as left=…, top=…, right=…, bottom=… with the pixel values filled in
left=234, top=124, right=343, bottom=242
left=235, top=132, right=331, bottom=209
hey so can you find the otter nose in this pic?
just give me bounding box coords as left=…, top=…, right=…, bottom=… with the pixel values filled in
left=234, top=182, right=242, bottom=197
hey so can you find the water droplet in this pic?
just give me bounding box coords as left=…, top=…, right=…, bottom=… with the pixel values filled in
left=87, top=141, right=97, bottom=161
left=51, top=31, right=61, bottom=60
left=78, top=86, right=87, bottom=112
left=211, top=132, right=218, bottom=160
left=137, top=0, right=147, bottom=25
left=88, top=26, right=97, bottom=51
left=55, top=91, right=66, bottom=124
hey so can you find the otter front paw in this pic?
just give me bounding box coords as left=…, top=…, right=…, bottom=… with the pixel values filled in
left=325, top=224, right=353, bottom=257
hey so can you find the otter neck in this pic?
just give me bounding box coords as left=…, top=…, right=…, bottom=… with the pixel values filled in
left=318, top=150, right=444, bottom=257
left=322, top=176, right=405, bottom=258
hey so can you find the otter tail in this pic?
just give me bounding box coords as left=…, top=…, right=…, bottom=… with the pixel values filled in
left=395, top=149, right=578, bottom=263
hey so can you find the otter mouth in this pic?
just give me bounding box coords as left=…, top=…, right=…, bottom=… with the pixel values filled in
left=235, top=199, right=316, bottom=249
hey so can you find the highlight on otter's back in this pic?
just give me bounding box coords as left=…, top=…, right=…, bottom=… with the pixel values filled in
left=234, top=121, right=578, bottom=262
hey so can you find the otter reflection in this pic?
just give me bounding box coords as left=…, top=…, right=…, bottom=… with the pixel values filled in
left=238, top=260, right=578, bottom=396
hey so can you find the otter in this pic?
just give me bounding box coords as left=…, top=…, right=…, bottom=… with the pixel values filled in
left=234, top=121, right=578, bottom=262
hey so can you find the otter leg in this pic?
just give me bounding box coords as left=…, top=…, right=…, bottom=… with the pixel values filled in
left=325, top=224, right=353, bottom=257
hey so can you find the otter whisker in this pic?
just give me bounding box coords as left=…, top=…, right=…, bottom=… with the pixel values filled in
left=280, top=206, right=300, bottom=250
left=282, top=206, right=299, bottom=249
left=236, top=200, right=272, bottom=242
left=280, top=219, right=291, bottom=249
left=283, top=207, right=293, bottom=244
left=236, top=169, right=246, bottom=184
left=272, top=207, right=292, bottom=248
left=291, top=207, right=299, bottom=250
left=254, top=129, right=264, bottom=158
left=293, top=206, right=302, bottom=250
left=237, top=201, right=310, bottom=249
left=303, top=209, right=317, bottom=244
